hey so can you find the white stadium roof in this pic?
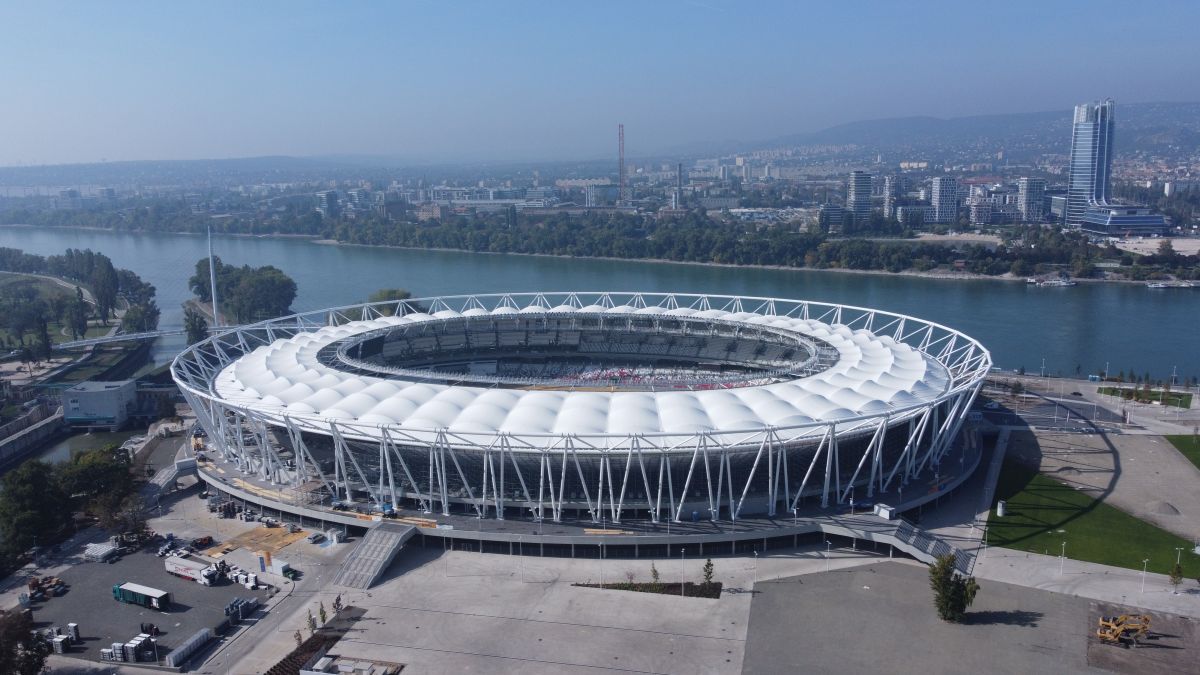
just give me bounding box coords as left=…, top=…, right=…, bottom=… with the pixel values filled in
left=212, top=304, right=951, bottom=437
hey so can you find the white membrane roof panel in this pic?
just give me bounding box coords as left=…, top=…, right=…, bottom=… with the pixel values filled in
left=212, top=305, right=953, bottom=436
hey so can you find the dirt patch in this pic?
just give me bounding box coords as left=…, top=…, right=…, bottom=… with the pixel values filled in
left=204, top=526, right=307, bottom=557
left=1087, top=601, right=1198, bottom=673
left=573, top=581, right=723, bottom=599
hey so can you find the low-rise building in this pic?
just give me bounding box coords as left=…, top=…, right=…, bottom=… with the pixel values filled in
left=63, top=380, right=137, bottom=431
left=1079, top=206, right=1169, bottom=237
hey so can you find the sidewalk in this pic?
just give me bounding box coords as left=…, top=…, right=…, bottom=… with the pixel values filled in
left=975, top=547, right=1200, bottom=617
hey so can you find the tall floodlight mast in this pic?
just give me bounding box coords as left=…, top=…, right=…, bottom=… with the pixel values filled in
left=208, top=224, right=220, bottom=328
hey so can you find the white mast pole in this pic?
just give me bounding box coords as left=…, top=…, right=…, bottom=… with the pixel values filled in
left=208, top=224, right=220, bottom=328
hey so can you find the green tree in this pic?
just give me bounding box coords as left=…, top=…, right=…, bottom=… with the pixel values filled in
left=32, top=318, right=53, bottom=361
left=56, top=446, right=134, bottom=503
left=90, top=255, right=119, bottom=325
left=0, top=609, right=51, bottom=675
left=184, top=305, right=209, bottom=345
left=1169, top=563, right=1184, bottom=594
left=318, top=601, right=327, bottom=625
left=928, top=553, right=980, bottom=622
left=0, top=460, right=72, bottom=555
left=367, top=288, right=413, bottom=316
left=65, top=295, right=89, bottom=340
left=92, top=493, right=146, bottom=534
left=120, top=299, right=160, bottom=333
left=702, top=558, right=715, bottom=588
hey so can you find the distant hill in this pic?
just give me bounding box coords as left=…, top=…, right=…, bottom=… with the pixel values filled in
left=0, top=155, right=371, bottom=189
left=769, top=102, right=1200, bottom=152
left=660, top=101, right=1200, bottom=159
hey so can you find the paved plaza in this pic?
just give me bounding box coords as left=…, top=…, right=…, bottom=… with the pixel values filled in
left=745, top=561, right=1097, bottom=674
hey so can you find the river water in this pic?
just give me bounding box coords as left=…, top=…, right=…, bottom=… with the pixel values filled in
left=0, top=225, right=1195, bottom=381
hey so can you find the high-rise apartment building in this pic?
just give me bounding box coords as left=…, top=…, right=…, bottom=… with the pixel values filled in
left=882, top=175, right=898, bottom=219
left=930, top=177, right=958, bottom=224
left=1017, top=178, right=1046, bottom=222
left=846, top=171, right=873, bottom=224
left=316, top=190, right=340, bottom=218
left=1065, top=99, right=1114, bottom=226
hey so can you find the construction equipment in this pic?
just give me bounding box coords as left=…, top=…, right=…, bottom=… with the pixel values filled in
left=1096, top=614, right=1152, bottom=647
left=25, top=576, right=68, bottom=600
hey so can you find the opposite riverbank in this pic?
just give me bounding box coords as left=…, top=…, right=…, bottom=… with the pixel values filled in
left=310, top=238, right=1154, bottom=285
left=1, top=224, right=1175, bottom=285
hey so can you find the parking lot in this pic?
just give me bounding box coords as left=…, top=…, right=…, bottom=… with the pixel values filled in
left=28, top=547, right=270, bottom=664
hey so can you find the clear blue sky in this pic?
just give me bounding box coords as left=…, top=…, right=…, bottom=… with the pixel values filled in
left=1, top=0, right=1197, bottom=166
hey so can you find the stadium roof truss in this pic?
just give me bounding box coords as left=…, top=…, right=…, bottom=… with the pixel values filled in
left=173, top=292, right=990, bottom=524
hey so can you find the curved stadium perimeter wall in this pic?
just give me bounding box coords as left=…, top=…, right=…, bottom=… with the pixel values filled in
left=172, top=292, right=990, bottom=524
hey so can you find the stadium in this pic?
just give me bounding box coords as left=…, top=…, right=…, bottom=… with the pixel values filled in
left=171, top=292, right=991, bottom=528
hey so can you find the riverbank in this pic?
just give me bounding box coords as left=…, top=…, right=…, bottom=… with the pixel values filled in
left=0, top=222, right=322, bottom=240
left=1, top=224, right=1166, bottom=285
left=312, top=238, right=1155, bottom=285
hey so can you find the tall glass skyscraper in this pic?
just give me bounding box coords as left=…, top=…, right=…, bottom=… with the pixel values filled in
left=1065, top=99, right=1114, bottom=226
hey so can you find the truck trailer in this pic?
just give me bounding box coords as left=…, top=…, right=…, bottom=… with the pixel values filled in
left=164, top=554, right=218, bottom=586
left=112, top=582, right=171, bottom=610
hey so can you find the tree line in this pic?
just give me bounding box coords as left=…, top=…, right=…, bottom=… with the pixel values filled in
left=5, top=199, right=1197, bottom=278
left=0, top=446, right=142, bottom=568
left=188, top=256, right=297, bottom=323
left=0, top=247, right=159, bottom=358
left=328, top=212, right=1198, bottom=278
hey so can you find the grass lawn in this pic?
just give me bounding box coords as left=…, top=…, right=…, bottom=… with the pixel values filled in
left=987, top=459, right=1197, bottom=578
left=1165, top=435, right=1200, bottom=473
left=0, top=272, right=108, bottom=346
left=1097, top=386, right=1192, bottom=409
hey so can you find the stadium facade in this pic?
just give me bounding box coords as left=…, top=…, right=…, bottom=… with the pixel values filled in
left=172, top=292, right=990, bottom=525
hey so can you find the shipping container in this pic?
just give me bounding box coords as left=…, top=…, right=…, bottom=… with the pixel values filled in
left=112, top=582, right=172, bottom=610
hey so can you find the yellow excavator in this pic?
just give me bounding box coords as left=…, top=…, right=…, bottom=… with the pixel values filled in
left=1096, top=614, right=1152, bottom=647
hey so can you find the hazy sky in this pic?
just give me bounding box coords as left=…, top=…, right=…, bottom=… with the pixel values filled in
left=2, top=1, right=1198, bottom=166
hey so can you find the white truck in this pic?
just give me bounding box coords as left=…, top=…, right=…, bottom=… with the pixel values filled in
left=164, top=553, right=218, bottom=586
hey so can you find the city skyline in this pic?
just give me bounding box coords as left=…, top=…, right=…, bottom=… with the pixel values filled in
left=2, top=1, right=1199, bottom=167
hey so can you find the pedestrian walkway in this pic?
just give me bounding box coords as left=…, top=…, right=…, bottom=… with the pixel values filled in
left=974, top=547, right=1200, bottom=617
left=332, top=522, right=416, bottom=589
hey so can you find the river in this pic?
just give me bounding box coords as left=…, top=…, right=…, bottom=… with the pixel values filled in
left=0, top=225, right=1196, bottom=381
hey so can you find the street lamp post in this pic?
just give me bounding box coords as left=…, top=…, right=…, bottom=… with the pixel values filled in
left=1140, top=558, right=1150, bottom=594
left=1059, top=541, right=1066, bottom=576
left=825, top=539, right=832, bottom=570
left=680, top=547, right=686, bottom=597
left=753, top=549, right=759, bottom=587
left=1176, top=547, right=1185, bottom=565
